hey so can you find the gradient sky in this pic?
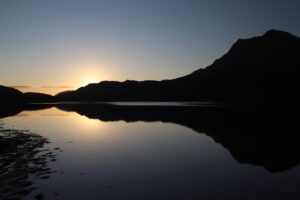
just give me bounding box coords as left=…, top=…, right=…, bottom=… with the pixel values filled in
left=0, top=0, right=300, bottom=95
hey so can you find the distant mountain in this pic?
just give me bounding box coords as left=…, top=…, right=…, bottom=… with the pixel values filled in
left=24, top=92, right=54, bottom=103
left=1, top=30, right=299, bottom=103
left=0, top=86, right=24, bottom=103
left=55, top=30, right=300, bottom=103
left=0, top=86, right=53, bottom=103
left=179, top=29, right=300, bottom=102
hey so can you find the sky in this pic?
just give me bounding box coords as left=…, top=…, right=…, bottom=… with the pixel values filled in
left=0, top=0, right=300, bottom=95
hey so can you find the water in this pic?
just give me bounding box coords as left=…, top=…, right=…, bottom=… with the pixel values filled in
left=1, top=104, right=300, bottom=200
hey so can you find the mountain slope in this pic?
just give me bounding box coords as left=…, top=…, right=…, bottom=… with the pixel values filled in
left=0, top=86, right=24, bottom=103
left=0, top=86, right=54, bottom=103
left=55, top=30, right=300, bottom=102
left=179, top=29, right=300, bottom=101
left=24, top=92, right=54, bottom=103
left=1, top=30, right=299, bottom=103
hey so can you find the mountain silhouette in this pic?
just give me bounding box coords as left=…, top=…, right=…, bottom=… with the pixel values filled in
left=55, top=29, right=300, bottom=102
left=0, top=86, right=24, bottom=103
left=0, top=86, right=53, bottom=103
left=1, top=29, right=299, bottom=103
left=24, top=92, right=54, bottom=103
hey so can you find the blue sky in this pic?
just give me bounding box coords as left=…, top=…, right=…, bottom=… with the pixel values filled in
left=0, top=0, right=299, bottom=94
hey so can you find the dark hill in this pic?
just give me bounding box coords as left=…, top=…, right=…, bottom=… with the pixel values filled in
left=0, top=86, right=54, bottom=103
left=24, top=92, right=54, bottom=103
left=1, top=30, right=299, bottom=103
left=55, top=29, right=300, bottom=103
left=0, top=86, right=24, bottom=103
left=179, top=29, right=300, bottom=101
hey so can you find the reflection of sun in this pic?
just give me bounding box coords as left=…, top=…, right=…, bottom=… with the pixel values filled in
left=74, top=115, right=114, bottom=141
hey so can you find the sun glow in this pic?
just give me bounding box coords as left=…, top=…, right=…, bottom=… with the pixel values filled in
left=68, top=60, right=108, bottom=88
left=80, top=78, right=100, bottom=87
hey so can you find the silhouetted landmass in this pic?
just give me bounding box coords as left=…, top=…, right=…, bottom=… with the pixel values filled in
left=0, top=29, right=299, bottom=103
left=24, top=92, right=54, bottom=103
left=0, top=86, right=54, bottom=103
left=55, top=30, right=300, bottom=103
left=0, top=86, right=24, bottom=103
left=55, top=103, right=300, bottom=172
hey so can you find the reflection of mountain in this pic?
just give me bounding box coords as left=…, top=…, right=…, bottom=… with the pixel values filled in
left=56, top=30, right=300, bottom=102
left=54, top=103, right=300, bottom=172
left=1, top=104, right=300, bottom=172
left=0, top=104, right=54, bottom=118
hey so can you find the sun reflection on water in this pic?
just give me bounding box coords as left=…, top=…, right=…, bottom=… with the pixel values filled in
left=9, top=107, right=116, bottom=144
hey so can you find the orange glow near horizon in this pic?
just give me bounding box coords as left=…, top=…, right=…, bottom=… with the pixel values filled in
left=12, top=77, right=101, bottom=95
left=79, top=78, right=100, bottom=88
left=10, top=61, right=108, bottom=95
left=10, top=85, right=75, bottom=96
left=70, top=60, right=112, bottom=89
left=10, top=76, right=102, bottom=95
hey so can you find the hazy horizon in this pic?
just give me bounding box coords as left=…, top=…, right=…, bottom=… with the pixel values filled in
left=1, top=0, right=300, bottom=95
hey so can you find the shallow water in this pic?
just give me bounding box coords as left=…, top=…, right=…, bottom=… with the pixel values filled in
left=1, top=105, right=300, bottom=200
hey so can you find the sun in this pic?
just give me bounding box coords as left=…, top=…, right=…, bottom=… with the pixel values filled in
left=80, top=78, right=100, bottom=87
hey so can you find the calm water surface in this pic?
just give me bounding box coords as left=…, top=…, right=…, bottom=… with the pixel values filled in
left=1, top=106, right=300, bottom=200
